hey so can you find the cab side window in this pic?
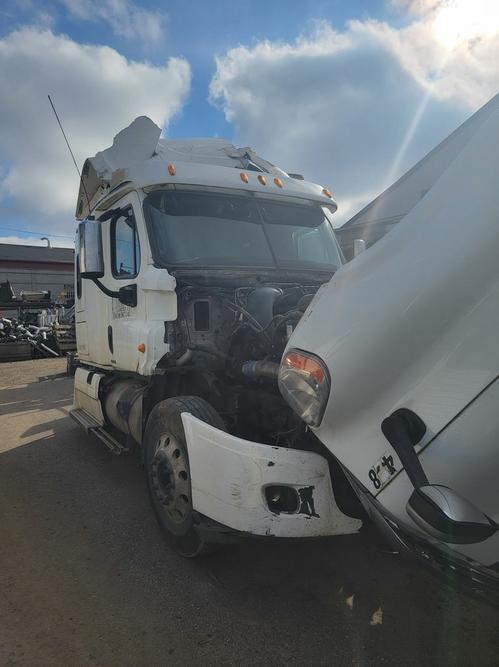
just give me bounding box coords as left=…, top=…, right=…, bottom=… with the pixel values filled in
left=112, top=209, right=140, bottom=278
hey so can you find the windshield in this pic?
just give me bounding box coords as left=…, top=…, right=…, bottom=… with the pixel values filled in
left=143, top=190, right=343, bottom=272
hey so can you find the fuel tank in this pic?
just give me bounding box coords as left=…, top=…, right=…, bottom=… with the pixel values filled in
left=103, top=379, right=146, bottom=444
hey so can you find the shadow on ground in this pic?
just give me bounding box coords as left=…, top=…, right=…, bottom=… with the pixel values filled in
left=1, top=360, right=498, bottom=665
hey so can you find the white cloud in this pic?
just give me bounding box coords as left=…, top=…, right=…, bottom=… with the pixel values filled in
left=58, top=0, right=166, bottom=43
left=390, top=0, right=442, bottom=15
left=210, top=7, right=499, bottom=224
left=0, top=27, right=191, bottom=240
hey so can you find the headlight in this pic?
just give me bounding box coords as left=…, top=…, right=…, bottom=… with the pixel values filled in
left=278, top=349, right=330, bottom=427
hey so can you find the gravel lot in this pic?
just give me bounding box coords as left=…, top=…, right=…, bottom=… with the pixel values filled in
left=0, top=358, right=498, bottom=665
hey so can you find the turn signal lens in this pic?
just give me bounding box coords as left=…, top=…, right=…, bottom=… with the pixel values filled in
left=274, top=177, right=283, bottom=188
left=322, top=187, right=332, bottom=198
left=168, top=163, right=176, bottom=176
left=278, top=349, right=330, bottom=427
left=137, top=343, right=146, bottom=353
left=284, top=351, right=326, bottom=383
left=240, top=172, right=249, bottom=183
left=258, top=174, right=267, bottom=185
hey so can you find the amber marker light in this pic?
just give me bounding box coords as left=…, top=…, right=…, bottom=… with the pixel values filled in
left=168, top=163, right=176, bottom=176
left=137, top=343, right=146, bottom=353
left=283, top=350, right=326, bottom=384
left=322, top=187, right=333, bottom=198
left=274, top=177, right=283, bottom=188
left=240, top=172, right=249, bottom=183
left=258, top=174, right=267, bottom=185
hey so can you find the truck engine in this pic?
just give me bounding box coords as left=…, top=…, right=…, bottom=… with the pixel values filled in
left=161, top=281, right=319, bottom=446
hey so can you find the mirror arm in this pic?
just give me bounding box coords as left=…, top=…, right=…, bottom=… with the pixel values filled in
left=91, top=277, right=120, bottom=299
left=381, top=408, right=428, bottom=489
left=89, top=278, right=137, bottom=307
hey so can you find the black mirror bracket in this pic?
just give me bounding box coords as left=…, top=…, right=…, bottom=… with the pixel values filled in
left=381, top=408, right=428, bottom=489
left=91, top=278, right=137, bottom=307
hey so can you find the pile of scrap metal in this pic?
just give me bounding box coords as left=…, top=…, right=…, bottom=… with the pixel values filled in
left=0, top=279, right=77, bottom=359
left=52, top=305, right=76, bottom=353
left=0, top=315, right=60, bottom=361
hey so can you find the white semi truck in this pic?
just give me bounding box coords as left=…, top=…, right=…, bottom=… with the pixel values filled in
left=279, top=105, right=499, bottom=597
left=71, top=117, right=364, bottom=556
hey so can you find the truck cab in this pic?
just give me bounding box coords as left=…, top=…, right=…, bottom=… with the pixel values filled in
left=71, top=117, right=363, bottom=555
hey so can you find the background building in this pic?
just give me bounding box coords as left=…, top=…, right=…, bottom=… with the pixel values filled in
left=0, top=243, right=74, bottom=300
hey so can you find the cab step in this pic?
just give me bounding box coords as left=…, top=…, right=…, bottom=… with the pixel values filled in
left=70, top=408, right=128, bottom=455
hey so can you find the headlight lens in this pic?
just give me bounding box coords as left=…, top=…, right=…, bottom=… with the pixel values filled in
left=278, top=349, right=330, bottom=427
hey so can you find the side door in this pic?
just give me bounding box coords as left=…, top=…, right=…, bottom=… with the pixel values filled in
left=106, top=193, right=145, bottom=372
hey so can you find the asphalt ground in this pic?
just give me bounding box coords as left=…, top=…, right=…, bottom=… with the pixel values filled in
left=0, top=358, right=498, bottom=666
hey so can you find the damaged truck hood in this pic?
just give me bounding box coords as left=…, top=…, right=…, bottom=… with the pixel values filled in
left=287, top=105, right=499, bottom=495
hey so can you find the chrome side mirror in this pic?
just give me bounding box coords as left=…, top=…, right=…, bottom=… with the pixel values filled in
left=353, top=238, right=366, bottom=257
left=78, top=220, right=104, bottom=279
left=407, top=485, right=497, bottom=545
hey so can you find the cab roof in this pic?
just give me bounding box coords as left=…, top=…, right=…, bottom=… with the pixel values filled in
left=76, top=116, right=337, bottom=219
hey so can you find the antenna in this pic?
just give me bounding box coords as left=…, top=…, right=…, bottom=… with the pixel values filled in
left=47, top=94, right=91, bottom=214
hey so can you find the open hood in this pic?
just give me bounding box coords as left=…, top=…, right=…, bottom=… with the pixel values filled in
left=287, top=104, right=499, bottom=495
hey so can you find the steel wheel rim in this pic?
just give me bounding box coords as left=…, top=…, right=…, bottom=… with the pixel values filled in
left=150, top=434, right=191, bottom=526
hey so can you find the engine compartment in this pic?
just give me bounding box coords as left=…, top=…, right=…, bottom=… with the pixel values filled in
left=161, top=280, right=320, bottom=447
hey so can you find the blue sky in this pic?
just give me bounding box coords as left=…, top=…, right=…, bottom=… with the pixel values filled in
left=0, top=0, right=394, bottom=138
left=0, top=0, right=498, bottom=244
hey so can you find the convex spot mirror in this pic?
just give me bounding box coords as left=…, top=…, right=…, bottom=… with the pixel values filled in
left=118, top=284, right=137, bottom=307
left=78, top=220, right=104, bottom=279
left=407, top=484, right=497, bottom=545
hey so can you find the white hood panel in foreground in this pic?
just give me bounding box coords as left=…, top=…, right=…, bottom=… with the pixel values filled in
left=288, top=108, right=499, bottom=500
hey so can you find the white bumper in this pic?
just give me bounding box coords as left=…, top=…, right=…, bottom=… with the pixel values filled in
left=182, top=414, right=362, bottom=538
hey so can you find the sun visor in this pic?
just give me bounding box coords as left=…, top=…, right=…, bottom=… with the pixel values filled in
left=76, top=116, right=161, bottom=219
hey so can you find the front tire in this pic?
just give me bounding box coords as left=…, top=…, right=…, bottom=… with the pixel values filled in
left=144, top=396, right=226, bottom=557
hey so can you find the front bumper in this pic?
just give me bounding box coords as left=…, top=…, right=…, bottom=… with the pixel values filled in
left=181, top=413, right=362, bottom=538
